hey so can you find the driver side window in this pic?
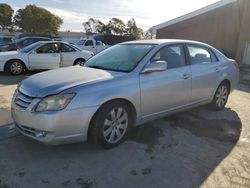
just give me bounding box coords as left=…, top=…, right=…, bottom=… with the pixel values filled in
left=36, top=43, right=59, bottom=54
left=151, top=45, right=186, bottom=69
left=85, top=40, right=94, bottom=46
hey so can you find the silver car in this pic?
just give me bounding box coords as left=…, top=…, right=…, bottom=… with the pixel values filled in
left=11, top=39, right=239, bottom=148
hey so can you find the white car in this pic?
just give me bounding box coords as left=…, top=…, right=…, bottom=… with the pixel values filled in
left=75, top=39, right=110, bottom=54
left=0, top=41, right=94, bottom=75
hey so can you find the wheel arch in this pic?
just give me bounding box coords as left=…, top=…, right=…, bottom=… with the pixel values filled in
left=73, top=58, right=86, bottom=65
left=4, top=59, right=27, bottom=72
left=87, top=98, right=137, bottom=140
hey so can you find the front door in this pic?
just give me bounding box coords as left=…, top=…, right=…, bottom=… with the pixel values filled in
left=28, top=43, right=61, bottom=70
left=140, top=44, right=191, bottom=118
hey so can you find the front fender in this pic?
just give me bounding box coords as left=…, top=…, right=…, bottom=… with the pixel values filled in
left=65, top=75, right=141, bottom=120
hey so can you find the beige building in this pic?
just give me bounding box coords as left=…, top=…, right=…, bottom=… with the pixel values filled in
left=153, top=0, right=250, bottom=67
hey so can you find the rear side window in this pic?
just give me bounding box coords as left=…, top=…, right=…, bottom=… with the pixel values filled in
left=209, top=49, right=219, bottom=62
left=151, top=44, right=186, bottom=69
left=96, top=41, right=102, bottom=46
left=187, top=45, right=217, bottom=64
left=61, top=43, right=76, bottom=52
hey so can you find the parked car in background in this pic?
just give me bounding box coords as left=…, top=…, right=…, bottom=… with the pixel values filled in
left=12, top=34, right=53, bottom=41
left=11, top=39, right=239, bottom=148
left=0, top=37, right=51, bottom=52
left=0, top=36, right=13, bottom=45
left=75, top=39, right=110, bottom=54
left=0, top=41, right=93, bottom=75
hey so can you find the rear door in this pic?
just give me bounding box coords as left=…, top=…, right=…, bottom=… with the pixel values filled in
left=28, top=43, right=61, bottom=70
left=60, top=43, right=78, bottom=66
left=140, top=44, right=192, bottom=118
left=186, top=44, right=221, bottom=102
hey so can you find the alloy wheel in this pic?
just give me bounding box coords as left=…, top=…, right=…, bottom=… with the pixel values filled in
left=10, top=62, right=23, bottom=75
left=215, top=85, right=228, bottom=108
left=103, top=107, right=128, bottom=144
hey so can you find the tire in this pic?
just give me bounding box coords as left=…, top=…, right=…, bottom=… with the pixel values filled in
left=5, top=60, right=24, bottom=75
left=89, top=101, right=133, bottom=149
left=74, top=59, right=85, bottom=66
left=209, top=82, right=230, bottom=111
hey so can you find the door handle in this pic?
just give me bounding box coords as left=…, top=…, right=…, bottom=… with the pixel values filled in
left=183, top=74, right=190, bottom=79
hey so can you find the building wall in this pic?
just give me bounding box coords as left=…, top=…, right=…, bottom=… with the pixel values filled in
left=156, top=0, right=250, bottom=64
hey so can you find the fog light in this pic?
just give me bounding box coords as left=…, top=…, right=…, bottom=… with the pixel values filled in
left=35, top=131, right=46, bottom=137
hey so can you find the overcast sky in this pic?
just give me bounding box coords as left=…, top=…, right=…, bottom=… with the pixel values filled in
left=1, top=0, right=220, bottom=31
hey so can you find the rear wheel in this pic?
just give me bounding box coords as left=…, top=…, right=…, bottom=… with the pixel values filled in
left=74, top=59, right=85, bottom=66
left=89, top=101, right=132, bottom=149
left=210, top=83, right=229, bottom=111
left=5, top=60, right=24, bottom=75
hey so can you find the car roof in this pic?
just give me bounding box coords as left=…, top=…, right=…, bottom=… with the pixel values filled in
left=20, top=37, right=51, bottom=40
left=121, top=39, right=212, bottom=47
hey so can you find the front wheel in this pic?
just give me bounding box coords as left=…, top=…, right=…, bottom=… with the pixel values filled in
left=210, top=83, right=229, bottom=111
left=5, top=61, right=24, bottom=75
left=89, top=101, right=132, bottom=149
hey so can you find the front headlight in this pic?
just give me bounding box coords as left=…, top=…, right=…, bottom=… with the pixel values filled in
left=35, top=93, right=75, bottom=112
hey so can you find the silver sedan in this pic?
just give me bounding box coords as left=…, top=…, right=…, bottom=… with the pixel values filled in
left=11, top=39, right=239, bottom=148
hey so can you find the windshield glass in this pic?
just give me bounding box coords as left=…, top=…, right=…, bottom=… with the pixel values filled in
left=77, top=40, right=86, bottom=45
left=20, top=42, right=41, bottom=53
left=85, top=44, right=154, bottom=72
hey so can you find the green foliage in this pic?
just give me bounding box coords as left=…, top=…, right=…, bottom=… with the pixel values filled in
left=107, top=18, right=127, bottom=35
left=14, top=5, right=63, bottom=34
left=126, top=18, right=143, bottom=39
left=0, top=3, right=14, bottom=31
left=83, top=17, right=144, bottom=39
left=83, top=18, right=111, bottom=35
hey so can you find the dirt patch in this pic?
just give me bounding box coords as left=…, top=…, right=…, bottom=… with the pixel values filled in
left=167, top=114, right=242, bottom=144
left=128, top=123, right=164, bottom=152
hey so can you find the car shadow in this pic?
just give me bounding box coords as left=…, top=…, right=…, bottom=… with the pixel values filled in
left=0, top=107, right=243, bottom=188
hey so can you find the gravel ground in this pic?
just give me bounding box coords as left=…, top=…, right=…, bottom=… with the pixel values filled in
left=0, top=72, right=249, bottom=188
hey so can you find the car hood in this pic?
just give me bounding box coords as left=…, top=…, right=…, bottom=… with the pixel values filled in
left=19, top=66, right=124, bottom=97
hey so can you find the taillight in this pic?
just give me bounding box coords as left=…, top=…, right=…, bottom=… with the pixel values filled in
left=234, top=63, right=240, bottom=70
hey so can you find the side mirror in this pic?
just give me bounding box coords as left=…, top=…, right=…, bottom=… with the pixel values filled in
left=141, top=61, right=167, bottom=74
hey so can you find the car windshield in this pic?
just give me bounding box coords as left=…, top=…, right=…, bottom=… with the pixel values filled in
left=85, top=44, right=155, bottom=72
left=20, top=42, right=41, bottom=53
left=76, top=40, right=86, bottom=45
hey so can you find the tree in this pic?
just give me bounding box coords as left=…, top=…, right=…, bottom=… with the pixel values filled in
left=83, top=18, right=110, bottom=35
left=0, top=3, right=14, bottom=31
left=126, top=18, right=143, bottom=39
left=82, top=17, right=144, bottom=39
left=14, top=5, right=63, bottom=34
left=143, top=28, right=155, bottom=39
left=107, top=18, right=126, bottom=35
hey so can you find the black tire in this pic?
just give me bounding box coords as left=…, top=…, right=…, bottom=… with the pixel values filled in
left=209, top=82, right=230, bottom=111
left=74, top=59, right=86, bottom=66
left=89, top=101, right=133, bottom=149
left=5, top=60, right=24, bottom=75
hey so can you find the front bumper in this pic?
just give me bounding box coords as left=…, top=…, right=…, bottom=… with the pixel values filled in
left=11, top=100, right=99, bottom=145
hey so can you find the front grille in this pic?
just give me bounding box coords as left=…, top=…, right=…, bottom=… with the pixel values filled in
left=15, top=90, right=34, bottom=110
